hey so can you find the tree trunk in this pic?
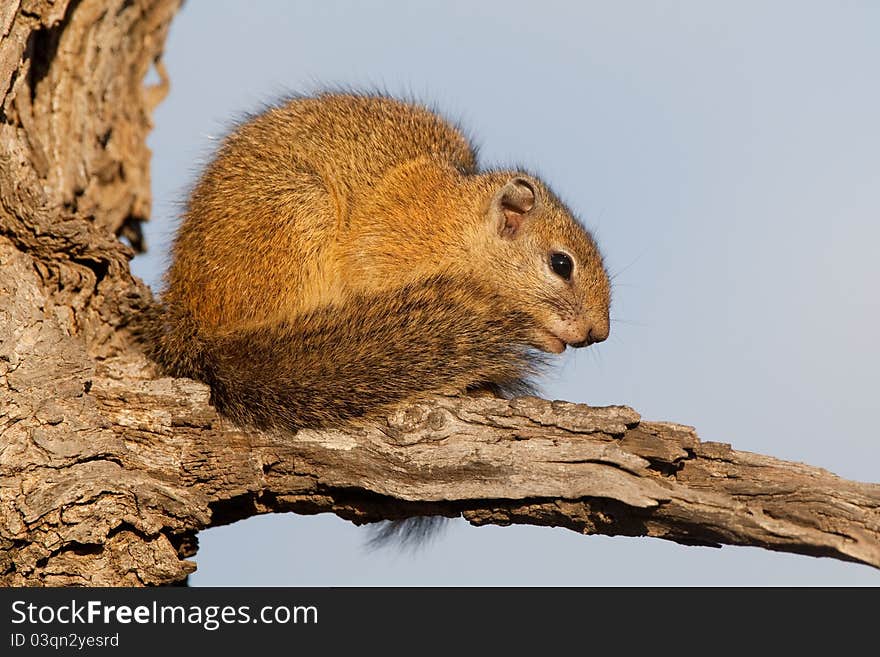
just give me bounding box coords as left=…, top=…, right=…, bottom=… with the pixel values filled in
left=1, top=1, right=878, bottom=586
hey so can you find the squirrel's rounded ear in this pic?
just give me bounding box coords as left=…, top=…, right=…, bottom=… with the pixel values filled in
left=491, top=177, right=536, bottom=239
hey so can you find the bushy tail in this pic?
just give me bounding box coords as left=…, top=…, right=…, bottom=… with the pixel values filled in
left=149, top=276, right=544, bottom=431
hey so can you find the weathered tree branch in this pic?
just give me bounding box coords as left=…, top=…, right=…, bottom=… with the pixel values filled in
left=1, top=0, right=878, bottom=586
left=6, top=346, right=880, bottom=585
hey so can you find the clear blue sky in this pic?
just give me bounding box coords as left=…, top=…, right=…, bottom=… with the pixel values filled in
left=133, top=1, right=880, bottom=585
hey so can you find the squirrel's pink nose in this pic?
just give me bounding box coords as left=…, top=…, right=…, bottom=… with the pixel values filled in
left=570, top=320, right=609, bottom=348
left=547, top=314, right=609, bottom=349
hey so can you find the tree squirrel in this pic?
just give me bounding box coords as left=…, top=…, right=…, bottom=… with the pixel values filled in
left=149, top=93, right=611, bottom=430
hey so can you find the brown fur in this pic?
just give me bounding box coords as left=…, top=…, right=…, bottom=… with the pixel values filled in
left=150, top=93, right=611, bottom=431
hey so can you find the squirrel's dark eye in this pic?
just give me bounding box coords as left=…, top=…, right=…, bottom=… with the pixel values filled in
left=549, top=252, right=573, bottom=280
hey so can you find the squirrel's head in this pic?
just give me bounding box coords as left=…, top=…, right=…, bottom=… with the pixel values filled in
left=478, top=173, right=611, bottom=354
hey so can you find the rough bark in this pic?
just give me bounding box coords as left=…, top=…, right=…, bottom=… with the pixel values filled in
left=1, top=0, right=180, bottom=585
left=1, top=1, right=878, bottom=586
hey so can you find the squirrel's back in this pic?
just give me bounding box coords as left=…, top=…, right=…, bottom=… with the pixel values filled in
left=164, top=94, right=476, bottom=332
